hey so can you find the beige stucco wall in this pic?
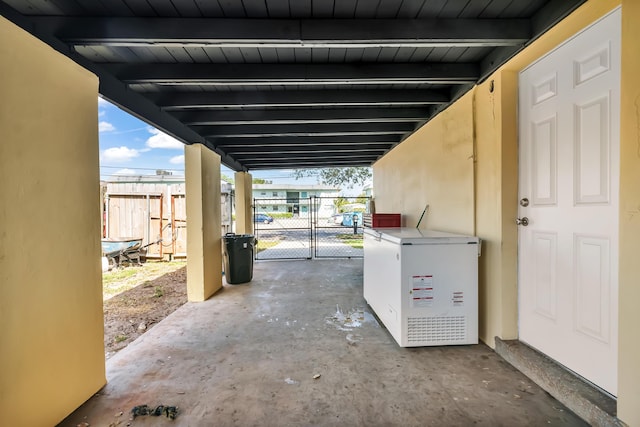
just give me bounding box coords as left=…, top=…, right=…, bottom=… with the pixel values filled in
left=234, top=171, right=254, bottom=235
left=618, top=0, right=640, bottom=422
left=473, top=71, right=520, bottom=342
left=186, top=143, right=223, bottom=301
left=374, top=92, right=475, bottom=235
left=374, top=0, right=640, bottom=423
left=0, top=17, right=106, bottom=426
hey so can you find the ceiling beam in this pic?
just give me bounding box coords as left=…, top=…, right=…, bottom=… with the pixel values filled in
left=215, top=135, right=399, bottom=148
left=221, top=150, right=392, bottom=158
left=531, top=0, right=588, bottom=36
left=196, top=123, right=415, bottom=138
left=175, top=108, right=430, bottom=126
left=242, top=157, right=378, bottom=165
left=0, top=1, right=246, bottom=172
left=40, top=17, right=530, bottom=48
left=231, top=151, right=383, bottom=160
left=478, top=0, right=588, bottom=81
left=105, top=63, right=479, bottom=86
left=149, top=89, right=450, bottom=110
left=246, top=153, right=380, bottom=159
left=242, top=159, right=376, bottom=169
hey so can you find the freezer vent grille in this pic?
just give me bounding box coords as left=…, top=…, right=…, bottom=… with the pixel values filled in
left=407, top=316, right=466, bottom=343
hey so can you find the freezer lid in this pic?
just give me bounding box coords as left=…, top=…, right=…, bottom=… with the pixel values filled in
left=365, top=227, right=479, bottom=245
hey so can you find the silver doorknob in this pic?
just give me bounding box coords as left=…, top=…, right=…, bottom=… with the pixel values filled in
left=516, top=217, right=529, bottom=226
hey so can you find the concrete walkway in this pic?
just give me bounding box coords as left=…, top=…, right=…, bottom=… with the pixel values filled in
left=59, top=259, right=586, bottom=427
left=257, top=239, right=363, bottom=259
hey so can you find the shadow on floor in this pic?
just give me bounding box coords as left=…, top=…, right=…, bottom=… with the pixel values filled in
left=59, top=259, right=586, bottom=427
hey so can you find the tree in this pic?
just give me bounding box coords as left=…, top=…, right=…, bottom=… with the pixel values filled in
left=333, top=196, right=349, bottom=212
left=252, top=178, right=273, bottom=184
left=221, top=173, right=234, bottom=184
left=291, top=167, right=371, bottom=188
left=355, top=193, right=369, bottom=205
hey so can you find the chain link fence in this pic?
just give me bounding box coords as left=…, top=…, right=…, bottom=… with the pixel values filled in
left=253, top=196, right=369, bottom=260
left=254, top=198, right=312, bottom=260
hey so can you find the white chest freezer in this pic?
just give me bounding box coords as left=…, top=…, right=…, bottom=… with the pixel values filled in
left=363, top=228, right=480, bottom=347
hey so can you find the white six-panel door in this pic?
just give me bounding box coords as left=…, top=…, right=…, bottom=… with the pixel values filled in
left=518, top=9, right=620, bottom=395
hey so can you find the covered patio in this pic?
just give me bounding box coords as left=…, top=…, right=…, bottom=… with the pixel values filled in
left=60, top=259, right=585, bottom=426
left=3, top=0, right=640, bottom=425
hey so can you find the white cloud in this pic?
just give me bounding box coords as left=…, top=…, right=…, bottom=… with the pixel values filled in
left=99, top=121, right=116, bottom=132
left=101, top=146, right=140, bottom=163
left=98, top=97, right=110, bottom=107
left=99, top=110, right=106, bottom=117
left=145, top=128, right=183, bottom=149
left=169, top=154, right=185, bottom=165
left=114, top=168, right=136, bottom=175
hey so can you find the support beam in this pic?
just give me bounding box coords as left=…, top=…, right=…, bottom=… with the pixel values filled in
left=185, top=144, right=222, bottom=301
left=40, top=17, right=531, bottom=48
left=244, top=159, right=374, bottom=169
left=195, top=123, right=416, bottom=138
left=234, top=172, right=253, bottom=235
left=215, top=135, right=399, bottom=148
left=242, top=155, right=378, bottom=164
left=106, top=63, right=479, bottom=86
left=479, top=0, right=588, bottom=81
left=149, top=89, right=449, bottom=110
left=0, top=17, right=105, bottom=426
left=619, top=1, right=640, bottom=423
left=223, top=146, right=390, bottom=155
left=0, top=2, right=228, bottom=167
left=530, top=0, right=588, bottom=35
left=231, top=150, right=385, bottom=159
left=174, top=108, right=430, bottom=126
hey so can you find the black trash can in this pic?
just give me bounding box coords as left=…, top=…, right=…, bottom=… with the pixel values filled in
left=223, top=233, right=255, bottom=284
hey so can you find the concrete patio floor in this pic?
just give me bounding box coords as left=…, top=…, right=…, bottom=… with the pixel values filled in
left=59, top=259, right=586, bottom=427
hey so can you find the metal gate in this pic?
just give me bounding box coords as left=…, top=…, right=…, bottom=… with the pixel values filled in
left=253, top=196, right=367, bottom=260
left=254, top=197, right=312, bottom=260
left=313, top=197, right=365, bottom=258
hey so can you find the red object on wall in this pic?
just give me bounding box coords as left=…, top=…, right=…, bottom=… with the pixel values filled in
left=363, top=213, right=401, bottom=228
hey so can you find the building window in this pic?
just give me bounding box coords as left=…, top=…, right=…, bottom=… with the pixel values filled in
left=286, top=191, right=299, bottom=204
left=272, top=192, right=278, bottom=197
left=272, top=205, right=279, bottom=211
left=301, top=191, right=308, bottom=198
left=260, top=192, right=266, bottom=196
left=301, top=206, right=308, bottom=213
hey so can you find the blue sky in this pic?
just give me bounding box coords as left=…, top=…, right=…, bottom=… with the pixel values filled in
left=98, top=97, right=312, bottom=183
left=98, top=97, right=366, bottom=194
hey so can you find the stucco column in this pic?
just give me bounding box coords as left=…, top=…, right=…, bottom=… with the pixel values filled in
left=234, top=171, right=254, bottom=235
left=0, top=17, right=105, bottom=426
left=618, top=0, right=640, bottom=423
left=185, top=144, right=222, bottom=301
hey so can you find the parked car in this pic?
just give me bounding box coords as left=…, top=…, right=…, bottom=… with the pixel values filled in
left=254, top=213, right=274, bottom=224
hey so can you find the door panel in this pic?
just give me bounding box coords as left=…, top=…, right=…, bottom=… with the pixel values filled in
left=532, top=231, right=557, bottom=320
left=531, top=116, right=557, bottom=205
left=574, top=235, right=611, bottom=343
left=574, top=95, right=610, bottom=204
left=518, top=9, right=620, bottom=395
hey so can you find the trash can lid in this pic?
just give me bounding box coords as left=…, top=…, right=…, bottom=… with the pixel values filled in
left=224, top=233, right=255, bottom=240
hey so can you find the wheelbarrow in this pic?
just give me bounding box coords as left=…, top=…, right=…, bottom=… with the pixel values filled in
left=102, top=237, right=162, bottom=268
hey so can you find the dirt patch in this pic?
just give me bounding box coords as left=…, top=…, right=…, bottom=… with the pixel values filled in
left=103, top=263, right=187, bottom=359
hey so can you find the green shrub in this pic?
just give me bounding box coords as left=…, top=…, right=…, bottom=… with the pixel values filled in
left=268, top=212, right=293, bottom=219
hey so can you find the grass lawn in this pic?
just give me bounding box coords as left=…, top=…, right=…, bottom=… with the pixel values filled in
left=336, top=233, right=364, bottom=249
left=102, top=260, right=187, bottom=300
left=256, top=239, right=279, bottom=253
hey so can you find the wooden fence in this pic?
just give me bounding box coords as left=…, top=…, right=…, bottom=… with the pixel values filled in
left=102, top=180, right=232, bottom=259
